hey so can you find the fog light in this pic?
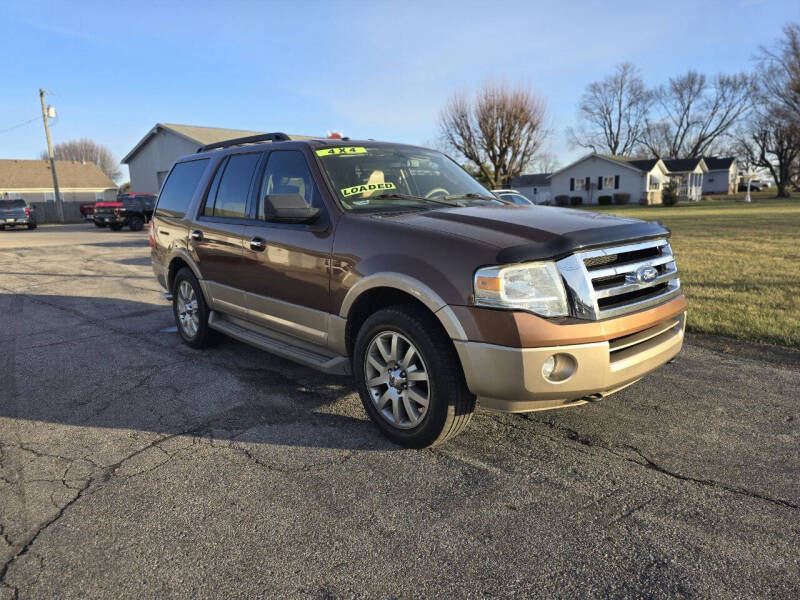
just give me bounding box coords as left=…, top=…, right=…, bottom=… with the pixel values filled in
left=542, top=353, right=577, bottom=382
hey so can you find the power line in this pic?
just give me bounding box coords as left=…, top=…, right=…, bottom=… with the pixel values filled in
left=0, top=116, right=39, bottom=135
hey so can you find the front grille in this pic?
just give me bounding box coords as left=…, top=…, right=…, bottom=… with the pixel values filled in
left=556, top=238, right=681, bottom=320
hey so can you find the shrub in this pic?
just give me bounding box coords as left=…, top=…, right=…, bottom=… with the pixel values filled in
left=613, top=193, right=630, bottom=205
left=598, top=195, right=613, bottom=205
left=662, top=181, right=679, bottom=206
left=569, top=196, right=583, bottom=205
left=554, top=195, right=569, bottom=206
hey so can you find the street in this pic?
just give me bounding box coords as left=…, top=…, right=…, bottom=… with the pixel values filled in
left=0, top=225, right=798, bottom=599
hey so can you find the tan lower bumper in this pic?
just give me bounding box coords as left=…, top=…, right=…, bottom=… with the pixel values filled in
left=454, top=313, right=685, bottom=412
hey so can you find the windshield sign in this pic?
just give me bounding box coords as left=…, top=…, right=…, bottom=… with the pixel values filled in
left=316, top=145, right=496, bottom=211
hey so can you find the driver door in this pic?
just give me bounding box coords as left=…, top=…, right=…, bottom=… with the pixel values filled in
left=240, top=149, right=334, bottom=346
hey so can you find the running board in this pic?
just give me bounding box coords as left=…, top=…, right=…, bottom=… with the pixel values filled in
left=208, top=311, right=350, bottom=375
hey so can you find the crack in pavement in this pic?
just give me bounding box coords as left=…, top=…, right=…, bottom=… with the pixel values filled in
left=513, top=414, right=799, bottom=511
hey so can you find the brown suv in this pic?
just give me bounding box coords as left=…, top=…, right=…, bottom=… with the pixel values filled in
left=151, top=133, right=687, bottom=447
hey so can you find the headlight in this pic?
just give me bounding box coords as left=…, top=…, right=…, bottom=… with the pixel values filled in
left=473, top=261, right=569, bottom=317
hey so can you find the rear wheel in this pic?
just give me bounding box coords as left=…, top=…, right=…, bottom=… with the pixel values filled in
left=94, top=221, right=106, bottom=228
left=354, top=305, right=475, bottom=448
left=128, top=215, right=144, bottom=231
left=27, top=222, right=37, bottom=230
left=109, top=223, right=123, bottom=231
left=172, top=268, right=219, bottom=349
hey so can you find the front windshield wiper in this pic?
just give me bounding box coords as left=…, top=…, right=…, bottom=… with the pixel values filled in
left=444, top=193, right=505, bottom=203
left=369, top=193, right=461, bottom=207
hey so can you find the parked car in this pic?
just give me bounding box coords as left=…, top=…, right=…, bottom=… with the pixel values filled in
left=492, top=189, right=535, bottom=206
left=738, top=181, right=763, bottom=192
left=79, top=202, right=96, bottom=222
left=0, top=198, right=37, bottom=230
left=93, top=193, right=156, bottom=230
left=151, top=134, right=687, bottom=447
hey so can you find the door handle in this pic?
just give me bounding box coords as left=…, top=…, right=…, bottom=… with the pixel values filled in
left=190, top=230, right=203, bottom=241
left=249, top=237, right=266, bottom=251
left=159, top=229, right=170, bottom=236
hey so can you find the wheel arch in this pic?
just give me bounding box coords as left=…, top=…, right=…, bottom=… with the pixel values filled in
left=340, top=274, right=467, bottom=357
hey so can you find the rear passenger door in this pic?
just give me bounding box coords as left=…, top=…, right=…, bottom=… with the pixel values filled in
left=192, top=151, right=262, bottom=317
left=152, top=157, right=210, bottom=272
left=240, top=149, right=334, bottom=345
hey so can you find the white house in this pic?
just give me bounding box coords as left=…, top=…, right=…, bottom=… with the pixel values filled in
left=508, top=173, right=551, bottom=204
left=701, top=157, right=736, bottom=195
left=122, top=123, right=315, bottom=194
left=663, top=158, right=707, bottom=202
left=548, top=154, right=670, bottom=205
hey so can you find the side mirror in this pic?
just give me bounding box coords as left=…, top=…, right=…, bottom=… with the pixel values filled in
left=263, top=194, right=319, bottom=224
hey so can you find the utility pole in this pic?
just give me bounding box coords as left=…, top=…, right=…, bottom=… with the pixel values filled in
left=39, top=88, right=64, bottom=222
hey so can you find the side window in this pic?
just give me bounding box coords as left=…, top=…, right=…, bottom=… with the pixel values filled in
left=155, top=159, right=209, bottom=219
left=258, top=151, right=321, bottom=221
left=204, top=152, right=261, bottom=219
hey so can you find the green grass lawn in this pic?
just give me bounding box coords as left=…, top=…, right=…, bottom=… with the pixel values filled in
left=580, top=197, right=800, bottom=348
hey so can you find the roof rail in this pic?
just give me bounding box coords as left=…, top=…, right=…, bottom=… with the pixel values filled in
left=197, top=132, right=291, bottom=153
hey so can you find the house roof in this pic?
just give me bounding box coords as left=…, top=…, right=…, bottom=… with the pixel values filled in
left=662, top=158, right=707, bottom=173
left=121, top=123, right=317, bottom=163
left=0, top=159, right=116, bottom=190
left=552, top=153, right=664, bottom=178
left=509, top=172, right=551, bottom=186
left=702, top=156, right=735, bottom=171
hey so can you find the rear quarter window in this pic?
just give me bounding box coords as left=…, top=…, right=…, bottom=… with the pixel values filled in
left=155, top=159, right=209, bottom=219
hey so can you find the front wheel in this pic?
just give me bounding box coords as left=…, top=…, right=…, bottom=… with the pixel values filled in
left=354, top=305, right=475, bottom=448
left=109, top=223, right=123, bottom=231
left=94, top=221, right=106, bottom=228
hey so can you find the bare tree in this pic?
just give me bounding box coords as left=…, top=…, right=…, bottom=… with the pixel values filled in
left=532, top=149, right=560, bottom=174
left=737, top=110, right=799, bottom=197
left=567, top=62, right=651, bottom=156
left=40, top=138, right=121, bottom=181
left=640, top=71, right=753, bottom=158
left=738, top=23, right=800, bottom=197
left=439, top=83, right=548, bottom=188
left=756, top=23, right=800, bottom=127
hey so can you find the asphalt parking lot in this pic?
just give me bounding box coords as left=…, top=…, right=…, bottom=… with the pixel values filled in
left=0, top=224, right=798, bottom=599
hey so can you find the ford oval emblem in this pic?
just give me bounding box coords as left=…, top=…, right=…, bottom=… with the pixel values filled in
left=636, top=265, right=659, bottom=284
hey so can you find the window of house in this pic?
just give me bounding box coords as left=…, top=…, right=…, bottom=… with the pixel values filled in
left=44, top=191, right=54, bottom=202
left=95, top=192, right=105, bottom=201
left=574, top=178, right=585, bottom=191
left=603, top=176, right=614, bottom=189
left=6, top=192, right=20, bottom=199
left=203, top=152, right=261, bottom=219
left=649, top=177, right=660, bottom=190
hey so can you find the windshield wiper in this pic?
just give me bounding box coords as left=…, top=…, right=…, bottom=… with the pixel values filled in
left=369, top=193, right=460, bottom=207
left=444, top=193, right=503, bottom=203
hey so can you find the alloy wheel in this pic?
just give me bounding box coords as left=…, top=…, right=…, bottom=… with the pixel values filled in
left=365, top=331, right=430, bottom=429
left=176, top=280, right=199, bottom=338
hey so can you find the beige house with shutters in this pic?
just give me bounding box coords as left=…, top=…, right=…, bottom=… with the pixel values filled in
left=548, top=153, right=670, bottom=205
left=0, top=159, right=117, bottom=203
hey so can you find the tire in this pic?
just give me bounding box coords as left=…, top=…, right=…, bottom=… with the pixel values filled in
left=27, top=222, right=37, bottom=230
left=0, top=225, right=4, bottom=231
left=128, top=215, right=144, bottom=231
left=171, top=268, right=219, bottom=349
left=354, top=305, right=476, bottom=448
left=109, top=223, right=123, bottom=231
left=94, top=221, right=106, bottom=228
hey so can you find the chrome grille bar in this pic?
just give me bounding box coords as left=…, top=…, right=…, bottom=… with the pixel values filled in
left=556, top=238, right=681, bottom=320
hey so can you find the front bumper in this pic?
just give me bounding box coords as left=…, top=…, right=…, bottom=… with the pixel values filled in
left=454, top=312, right=685, bottom=412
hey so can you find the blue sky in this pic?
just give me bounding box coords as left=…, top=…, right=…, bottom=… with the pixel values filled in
left=0, top=0, right=797, bottom=181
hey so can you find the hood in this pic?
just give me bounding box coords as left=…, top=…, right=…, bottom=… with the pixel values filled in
left=382, top=204, right=669, bottom=262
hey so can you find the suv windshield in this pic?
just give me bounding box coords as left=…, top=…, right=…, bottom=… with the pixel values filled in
left=315, top=145, right=497, bottom=211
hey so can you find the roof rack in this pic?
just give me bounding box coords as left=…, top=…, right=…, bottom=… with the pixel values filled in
left=197, top=132, right=291, bottom=153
